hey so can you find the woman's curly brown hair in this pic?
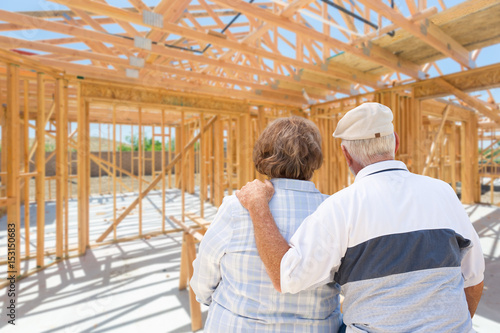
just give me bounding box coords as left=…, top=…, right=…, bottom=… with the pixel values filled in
left=253, top=116, right=323, bottom=180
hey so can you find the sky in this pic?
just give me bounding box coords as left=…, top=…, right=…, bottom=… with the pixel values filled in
left=0, top=0, right=498, bottom=141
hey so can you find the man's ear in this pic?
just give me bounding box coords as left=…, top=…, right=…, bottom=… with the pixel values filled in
left=341, top=145, right=353, bottom=167
left=394, top=132, right=400, bottom=155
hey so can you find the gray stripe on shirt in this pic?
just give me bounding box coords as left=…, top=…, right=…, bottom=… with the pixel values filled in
left=335, top=228, right=471, bottom=285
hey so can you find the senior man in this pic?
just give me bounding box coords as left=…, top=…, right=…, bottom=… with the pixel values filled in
left=236, top=103, right=485, bottom=332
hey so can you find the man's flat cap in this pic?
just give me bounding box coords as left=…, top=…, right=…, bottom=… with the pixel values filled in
left=332, top=102, right=394, bottom=140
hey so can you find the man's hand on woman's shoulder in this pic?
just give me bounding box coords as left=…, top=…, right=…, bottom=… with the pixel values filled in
left=235, top=179, right=275, bottom=212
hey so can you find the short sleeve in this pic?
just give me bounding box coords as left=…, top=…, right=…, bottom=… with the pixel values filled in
left=280, top=198, right=347, bottom=294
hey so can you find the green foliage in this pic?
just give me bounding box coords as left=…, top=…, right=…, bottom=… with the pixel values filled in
left=120, top=135, right=175, bottom=152
left=45, top=142, right=55, bottom=152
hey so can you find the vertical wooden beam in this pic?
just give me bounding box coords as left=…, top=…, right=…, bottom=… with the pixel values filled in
left=63, top=81, right=69, bottom=257
left=36, top=73, right=45, bottom=267
left=152, top=124, right=156, bottom=185
left=6, top=63, right=21, bottom=276
left=213, top=117, right=224, bottom=207
left=175, top=124, right=181, bottom=189
left=449, top=123, right=457, bottom=192
left=161, top=110, right=166, bottom=231
left=185, top=233, right=202, bottom=331
left=470, top=113, right=479, bottom=203
left=1, top=105, right=7, bottom=200
left=98, top=123, right=102, bottom=194
left=181, top=111, right=185, bottom=221
left=85, top=102, right=90, bottom=246
left=113, top=104, right=117, bottom=240
left=108, top=123, right=111, bottom=194
left=23, top=79, right=30, bottom=257
left=188, top=121, right=195, bottom=194
left=200, top=114, right=206, bottom=218
left=167, top=126, right=172, bottom=189
left=77, top=86, right=89, bottom=255
left=227, top=118, right=233, bottom=195
left=138, top=107, right=142, bottom=236
left=131, top=125, right=134, bottom=192
left=55, top=78, right=65, bottom=259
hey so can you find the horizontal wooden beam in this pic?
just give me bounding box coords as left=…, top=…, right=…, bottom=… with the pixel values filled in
left=413, top=63, right=500, bottom=98
left=0, top=35, right=317, bottom=101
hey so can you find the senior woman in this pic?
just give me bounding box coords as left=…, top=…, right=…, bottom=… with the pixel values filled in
left=191, top=116, right=341, bottom=332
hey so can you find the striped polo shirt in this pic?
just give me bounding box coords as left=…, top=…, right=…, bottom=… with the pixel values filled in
left=281, top=160, right=485, bottom=332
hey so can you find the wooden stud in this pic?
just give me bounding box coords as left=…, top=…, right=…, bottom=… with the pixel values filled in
left=23, top=79, right=30, bottom=258
left=36, top=73, right=45, bottom=267
left=6, top=63, right=21, bottom=276
left=138, top=107, right=142, bottom=236
left=200, top=114, right=206, bottom=218
left=161, top=110, right=166, bottom=231
left=55, top=78, right=65, bottom=259
left=113, top=104, right=117, bottom=240
left=181, top=111, right=185, bottom=222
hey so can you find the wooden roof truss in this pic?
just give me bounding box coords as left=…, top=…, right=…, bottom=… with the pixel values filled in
left=0, top=0, right=498, bottom=118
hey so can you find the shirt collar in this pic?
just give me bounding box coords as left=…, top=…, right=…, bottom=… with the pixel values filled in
left=354, top=160, right=409, bottom=183
left=271, top=178, right=320, bottom=193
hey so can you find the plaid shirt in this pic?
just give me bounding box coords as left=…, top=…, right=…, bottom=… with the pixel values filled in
left=191, top=178, right=342, bottom=332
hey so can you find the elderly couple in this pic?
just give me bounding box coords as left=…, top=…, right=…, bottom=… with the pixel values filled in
left=191, top=103, right=485, bottom=333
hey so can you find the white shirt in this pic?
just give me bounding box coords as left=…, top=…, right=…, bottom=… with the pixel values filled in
left=281, top=160, right=485, bottom=332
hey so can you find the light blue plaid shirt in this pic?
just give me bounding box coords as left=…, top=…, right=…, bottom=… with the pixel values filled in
left=191, top=178, right=342, bottom=332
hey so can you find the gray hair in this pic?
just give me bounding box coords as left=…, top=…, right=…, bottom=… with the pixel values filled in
left=341, top=133, right=396, bottom=168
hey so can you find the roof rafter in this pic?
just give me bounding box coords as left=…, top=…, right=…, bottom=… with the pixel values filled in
left=0, top=8, right=349, bottom=95
left=357, top=0, right=472, bottom=68
left=210, top=0, right=423, bottom=79
left=48, top=0, right=379, bottom=87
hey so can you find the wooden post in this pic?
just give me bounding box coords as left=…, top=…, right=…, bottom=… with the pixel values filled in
left=161, top=110, right=166, bottom=231
left=200, top=114, right=206, bottom=218
left=188, top=121, right=195, bottom=194
left=113, top=104, right=117, bottom=240
left=175, top=124, right=181, bottom=189
left=98, top=123, right=102, bottom=194
left=64, top=81, right=69, bottom=258
left=55, top=78, right=65, bottom=259
left=227, top=118, right=233, bottom=195
left=450, top=123, right=457, bottom=192
left=6, top=63, right=21, bottom=276
left=119, top=124, right=123, bottom=193
left=108, top=123, right=111, bottom=194
left=77, top=85, right=89, bottom=255
left=185, top=233, right=202, bottom=331
left=167, top=126, right=172, bottom=189
left=23, top=79, right=30, bottom=257
left=131, top=125, right=134, bottom=192
left=36, top=73, right=45, bottom=267
left=214, top=117, right=224, bottom=207
left=181, top=111, right=185, bottom=221
left=138, top=107, right=142, bottom=236
left=239, top=111, right=250, bottom=188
